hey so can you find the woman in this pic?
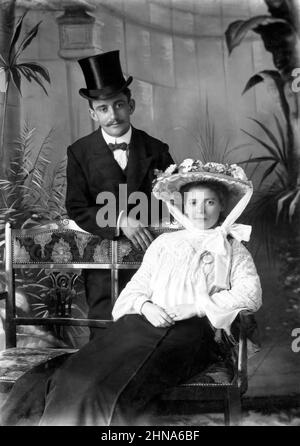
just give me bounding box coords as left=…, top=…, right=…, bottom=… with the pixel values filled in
left=1, top=159, right=262, bottom=426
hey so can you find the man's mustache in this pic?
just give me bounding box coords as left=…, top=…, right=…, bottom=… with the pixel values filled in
left=107, top=120, right=124, bottom=126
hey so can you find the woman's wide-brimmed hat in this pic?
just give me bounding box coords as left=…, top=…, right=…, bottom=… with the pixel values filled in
left=152, top=159, right=253, bottom=216
left=152, top=159, right=253, bottom=292
left=78, top=50, right=133, bottom=101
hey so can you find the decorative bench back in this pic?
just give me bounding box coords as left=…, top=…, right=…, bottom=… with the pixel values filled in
left=4, top=220, right=179, bottom=348
left=1, top=220, right=250, bottom=426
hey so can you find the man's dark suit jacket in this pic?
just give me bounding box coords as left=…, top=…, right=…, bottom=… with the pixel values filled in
left=65, top=126, right=174, bottom=323
left=66, top=126, right=174, bottom=239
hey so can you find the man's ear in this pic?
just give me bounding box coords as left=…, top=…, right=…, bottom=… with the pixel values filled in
left=89, top=108, right=98, bottom=122
left=129, top=98, right=135, bottom=115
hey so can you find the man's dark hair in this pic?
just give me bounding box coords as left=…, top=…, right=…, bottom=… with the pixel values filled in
left=88, top=87, right=132, bottom=109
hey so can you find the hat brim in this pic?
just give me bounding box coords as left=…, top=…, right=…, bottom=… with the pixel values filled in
left=152, top=171, right=253, bottom=216
left=79, top=76, right=133, bottom=100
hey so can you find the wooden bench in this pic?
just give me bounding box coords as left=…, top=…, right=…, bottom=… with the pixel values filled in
left=0, top=219, right=254, bottom=425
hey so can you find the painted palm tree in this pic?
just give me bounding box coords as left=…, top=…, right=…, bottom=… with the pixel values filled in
left=225, top=0, right=300, bottom=222
left=0, top=11, right=50, bottom=176
left=225, top=0, right=300, bottom=302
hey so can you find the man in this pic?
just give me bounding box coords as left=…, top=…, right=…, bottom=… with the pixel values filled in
left=66, top=50, right=174, bottom=328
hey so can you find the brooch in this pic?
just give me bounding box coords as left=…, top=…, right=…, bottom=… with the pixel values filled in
left=202, top=252, right=214, bottom=264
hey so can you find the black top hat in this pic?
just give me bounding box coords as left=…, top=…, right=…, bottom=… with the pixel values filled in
left=78, top=50, right=133, bottom=101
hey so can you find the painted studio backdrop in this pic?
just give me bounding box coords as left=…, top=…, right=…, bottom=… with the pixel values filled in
left=1, top=0, right=284, bottom=168
left=0, top=0, right=299, bottom=411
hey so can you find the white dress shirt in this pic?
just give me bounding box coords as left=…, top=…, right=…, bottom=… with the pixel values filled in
left=101, top=126, right=132, bottom=171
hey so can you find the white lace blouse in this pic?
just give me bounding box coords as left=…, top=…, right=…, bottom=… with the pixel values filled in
left=112, top=229, right=262, bottom=331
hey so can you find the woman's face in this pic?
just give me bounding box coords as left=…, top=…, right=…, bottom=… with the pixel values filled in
left=183, top=186, right=223, bottom=230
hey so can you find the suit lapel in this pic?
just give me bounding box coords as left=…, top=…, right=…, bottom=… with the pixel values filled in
left=90, top=128, right=126, bottom=181
left=126, top=128, right=153, bottom=195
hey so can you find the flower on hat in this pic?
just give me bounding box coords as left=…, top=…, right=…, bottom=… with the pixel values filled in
left=153, top=165, right=178, bottom=186
left=177, top=159, right=237, bottom=176
left=153, top=159, right=249, bottom=186
left=178, top=159, right=195, bottom=173
left=230, top=164, right=248, bottom=181
left=179, top=159, right=208, bottom=173
left=203, top=162, right=231, bottom=175
left=165, top=164, right=178, bottom=175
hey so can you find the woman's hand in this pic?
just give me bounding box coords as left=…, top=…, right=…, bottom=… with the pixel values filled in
left=167, top=304, right=198, bottom=321
left=141, top=302, right=175, bottom=328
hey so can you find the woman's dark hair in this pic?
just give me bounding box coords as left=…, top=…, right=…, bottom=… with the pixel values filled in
left=89, top=87, right=132, bottom=109
left=179, top=180, right=229, bottom=222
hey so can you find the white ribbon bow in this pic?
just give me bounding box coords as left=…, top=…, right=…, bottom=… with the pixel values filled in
left=187, top=223, right=251, bottom=289
left=202, top=223, right=252, bottom=256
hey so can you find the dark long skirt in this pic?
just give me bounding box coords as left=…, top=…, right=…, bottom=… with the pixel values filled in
left=1, top=315, right=215, bottom=426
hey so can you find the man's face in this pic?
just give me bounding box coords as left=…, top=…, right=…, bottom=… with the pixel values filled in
left=89, top=92, right=135, bottom=137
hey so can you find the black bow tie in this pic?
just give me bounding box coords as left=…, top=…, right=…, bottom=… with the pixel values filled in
left=108, top=142, right=128, bottom=152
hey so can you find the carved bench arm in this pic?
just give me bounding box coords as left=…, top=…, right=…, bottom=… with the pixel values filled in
left=237, top=310, right=259, bottom=394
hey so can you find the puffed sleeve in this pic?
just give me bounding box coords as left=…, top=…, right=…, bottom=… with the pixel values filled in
left=201, top=240, right=262, bottom=330
left=112, top=236, right=163, bottom=321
